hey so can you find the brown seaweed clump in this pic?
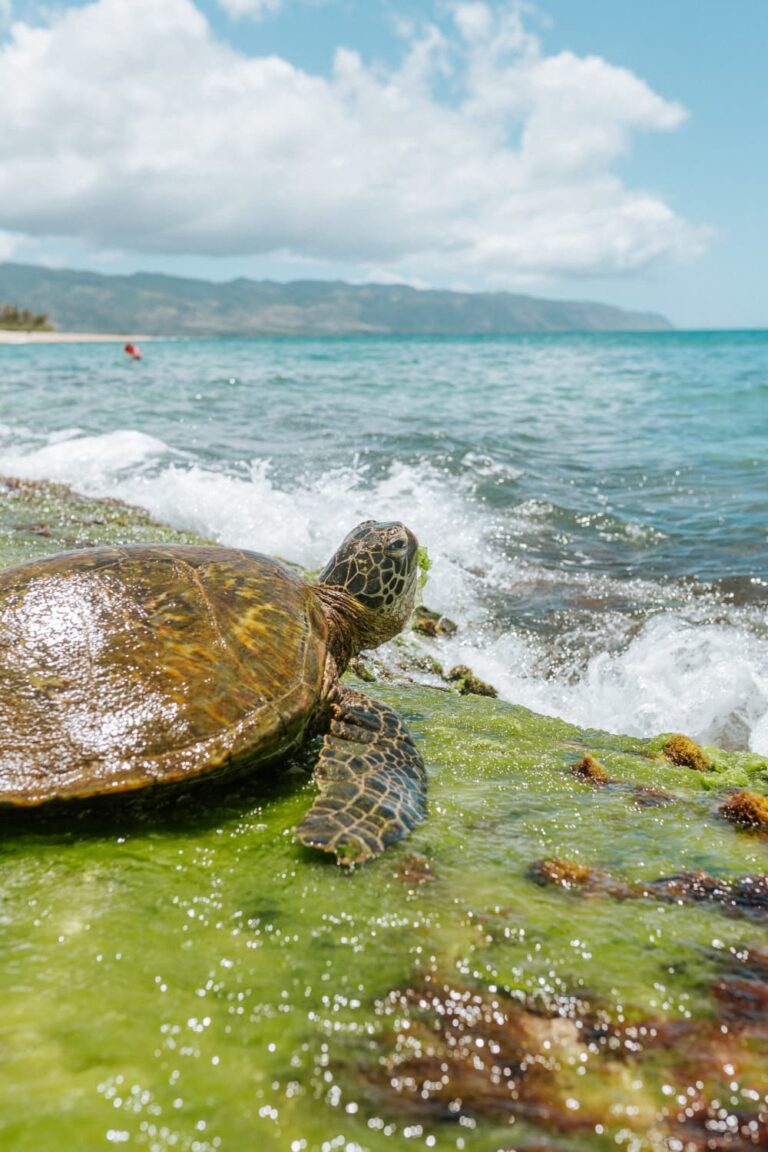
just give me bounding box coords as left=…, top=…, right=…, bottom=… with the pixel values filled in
left=570, top=753, right=611, bottom=785
left=531, top=857, right=637, bottom=899
left=411, top=605, right=458, bottom=638
left=662, top=733, right=710, bottom=771
left=719, top=788, right=768, bottom=831
left=447, top=665, right=498, bottom=698
left=531, top=856, right=593, bottom=889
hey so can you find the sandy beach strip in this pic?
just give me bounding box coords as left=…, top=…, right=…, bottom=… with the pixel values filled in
left=0, top=331, right=154, bottom=345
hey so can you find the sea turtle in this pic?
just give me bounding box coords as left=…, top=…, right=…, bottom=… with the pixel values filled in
left=0, top=520, right=426, bottom=864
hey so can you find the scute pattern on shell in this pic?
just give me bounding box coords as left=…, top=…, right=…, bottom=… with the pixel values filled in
left=0, top=544, right=327, bottom=804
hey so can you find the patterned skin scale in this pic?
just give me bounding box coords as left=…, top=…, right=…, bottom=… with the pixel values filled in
left=0, top=521, right=426, bottom=865
left=294, top=687, right=426, bottom=864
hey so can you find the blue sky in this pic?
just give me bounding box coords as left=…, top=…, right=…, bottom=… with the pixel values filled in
left=0, top=0, right=766, bottom=327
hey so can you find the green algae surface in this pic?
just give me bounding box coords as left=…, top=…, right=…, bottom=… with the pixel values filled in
left=0, top=481, right=766, bottom=1151
left=0, top=476, right=206, bottom=568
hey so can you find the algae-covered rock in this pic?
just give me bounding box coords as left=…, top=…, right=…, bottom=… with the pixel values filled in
left=447, top=663, right=498, bottom=697
left=533, top=855, right=595, bottom=889
left=531, top=856, right=635, bottom=898
left=411, top=604, right=458, bottom=638
left=0, top=474, right=207, bottom=568
left=392, top=853, right=436, bottom=886
left=532, top=858, right=768, bottom=918
left=0, top=479, right=767, bottom=1151
left=348, top=655, right=377, bottom=682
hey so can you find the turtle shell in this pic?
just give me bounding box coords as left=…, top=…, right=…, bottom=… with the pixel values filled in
left=0, top=545, right=329, bottom=805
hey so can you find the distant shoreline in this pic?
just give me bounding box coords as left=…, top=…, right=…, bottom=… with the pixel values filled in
left=0, top=260, right=675, bottom=334
left=1, top=328, right=765, bottom=345
left=0, top=331, right=153, bottom=345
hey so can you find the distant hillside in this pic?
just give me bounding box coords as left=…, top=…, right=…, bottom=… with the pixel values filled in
left=0, top=263, right=673, bottom=336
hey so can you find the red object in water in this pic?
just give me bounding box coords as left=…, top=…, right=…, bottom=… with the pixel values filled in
left=124, top=342, right=142, bottom=360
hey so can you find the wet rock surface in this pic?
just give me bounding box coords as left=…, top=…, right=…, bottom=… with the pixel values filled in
left=0, top=478, right=767, bottom=1151
left=0, top=474, right=205, bottom=566
left=532, top=858, right=768, bottom=919
left=447, top=664, right=499, bottom=697
left=356, top=969, right=768, bottom=1147
left=411, top=605, right=458, bottom=638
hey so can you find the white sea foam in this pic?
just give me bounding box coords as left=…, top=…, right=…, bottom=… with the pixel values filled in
left=0, top=427, right=494, bottom=611
left=2, top=425, right=768, bottom=753
left=438, top=615, right=768, bottom=753
left=0, top=428, right=170, bottom=485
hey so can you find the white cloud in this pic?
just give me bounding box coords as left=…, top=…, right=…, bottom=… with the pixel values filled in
left=0, top=0, right=705, bottom=283
left=216, top=0, right=281, bottom=19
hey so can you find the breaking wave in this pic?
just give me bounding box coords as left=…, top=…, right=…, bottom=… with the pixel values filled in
left=2, top=423, right=768, bottom=754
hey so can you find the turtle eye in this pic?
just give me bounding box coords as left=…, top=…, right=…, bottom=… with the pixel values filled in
left=385, top=538, right=407, bottom=556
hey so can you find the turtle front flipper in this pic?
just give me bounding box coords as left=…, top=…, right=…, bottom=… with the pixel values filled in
left=295, top=687, right=426, bottom=865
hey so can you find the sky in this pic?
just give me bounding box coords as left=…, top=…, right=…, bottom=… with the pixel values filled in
left=0, top=0, right=766, bottom=328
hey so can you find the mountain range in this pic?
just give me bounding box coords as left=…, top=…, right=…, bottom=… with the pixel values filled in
left=0, top=262, right=672, bottom=336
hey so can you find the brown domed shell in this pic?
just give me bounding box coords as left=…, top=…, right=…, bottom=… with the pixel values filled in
left=0, top=545, right=328, bottom=805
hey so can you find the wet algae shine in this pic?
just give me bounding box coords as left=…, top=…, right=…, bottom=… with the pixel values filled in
left=0, top=480, right=767, bottom=1152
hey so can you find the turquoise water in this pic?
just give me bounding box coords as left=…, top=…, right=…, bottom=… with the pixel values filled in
left=1, top=332, right=767, bottom=748
left=1, top=333, right=767, bottom=1152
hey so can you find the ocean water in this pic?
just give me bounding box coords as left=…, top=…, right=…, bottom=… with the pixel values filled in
left=1, top=331, right=767, bottom=752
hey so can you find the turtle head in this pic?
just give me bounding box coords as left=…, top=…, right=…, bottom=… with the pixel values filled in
left=318, top=520, right=419, bottom=652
